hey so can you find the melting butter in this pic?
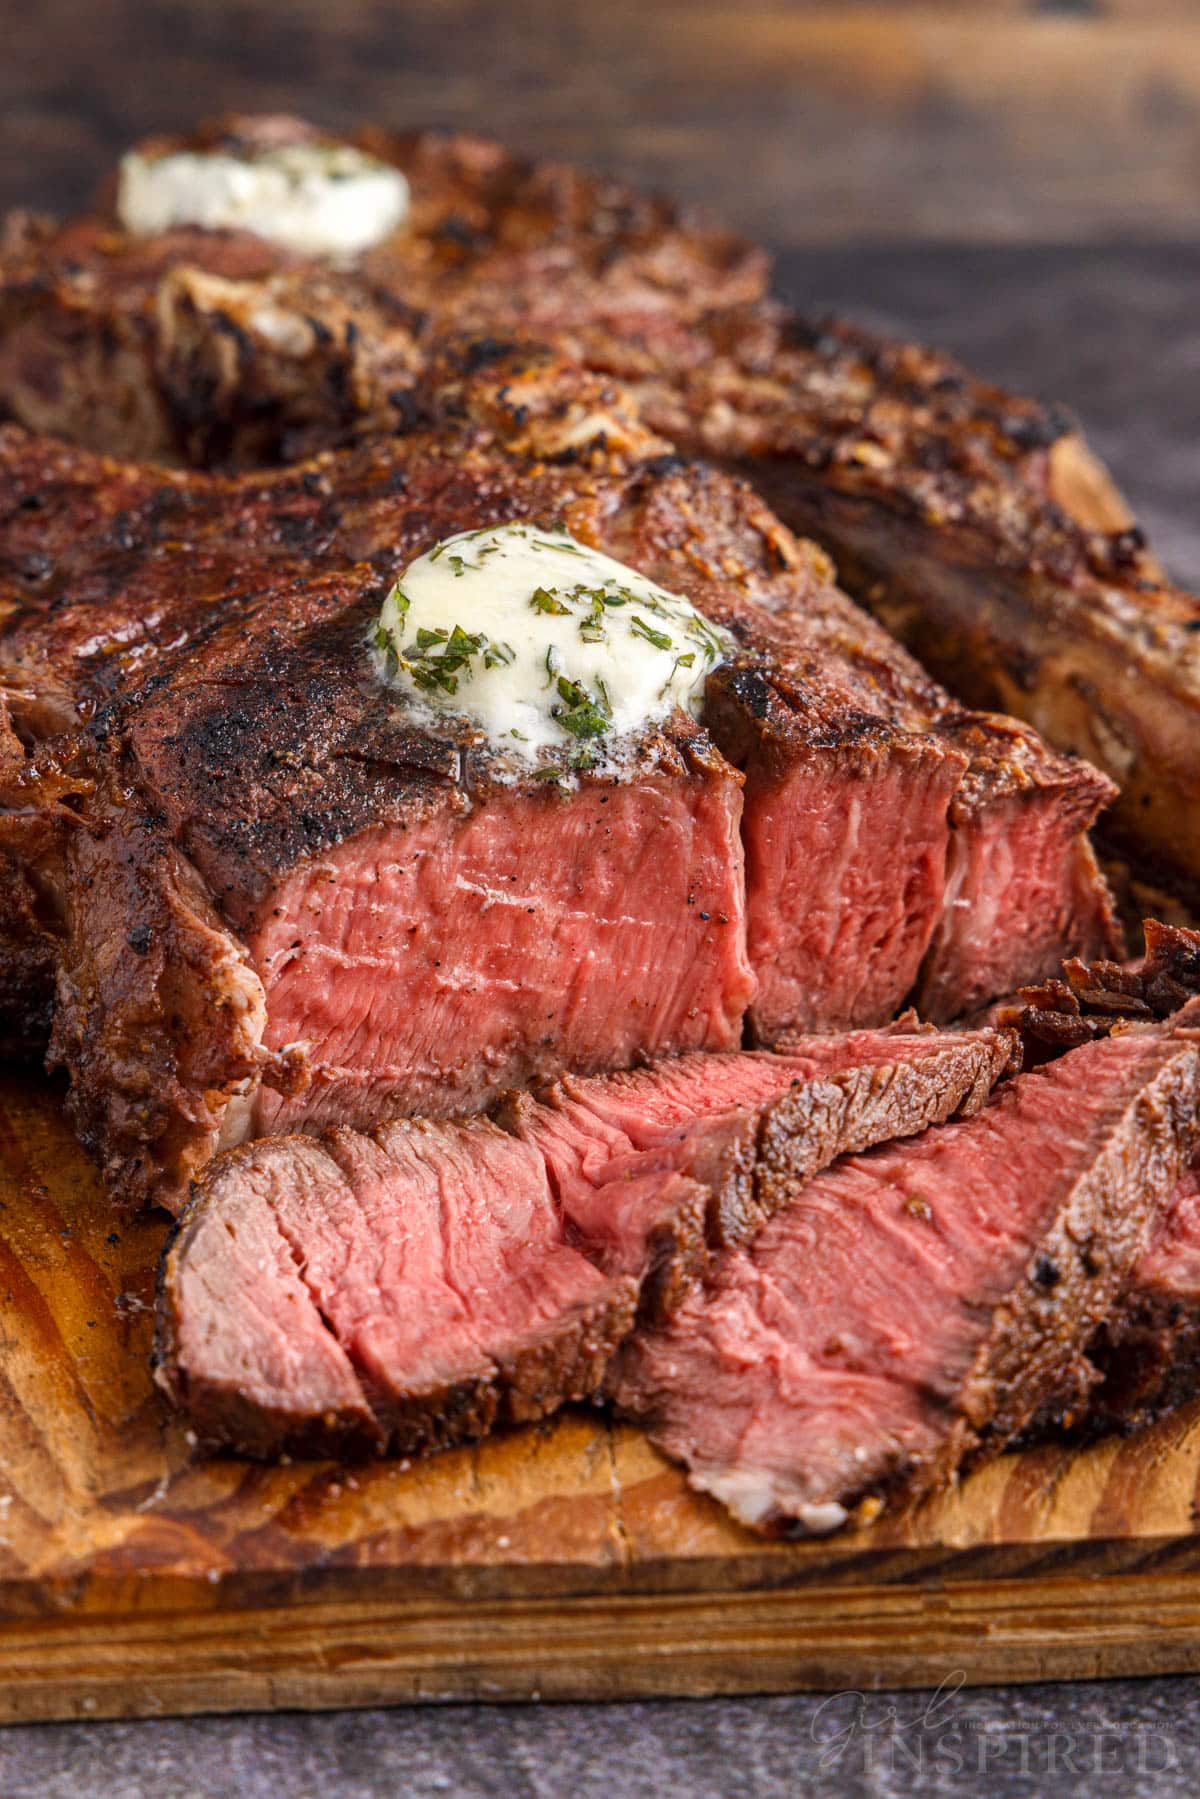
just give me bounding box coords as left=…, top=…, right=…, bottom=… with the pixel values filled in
left=117, top=142, right=409, bottom=257
left=372, top=523, right=732, bottom=765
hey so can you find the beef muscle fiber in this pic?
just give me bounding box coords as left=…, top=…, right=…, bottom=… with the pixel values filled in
left=1009, top=926, right=1200, bottom=1437
left=157, top=1023, right=1014, bottom=1458
left=610, top=1012, right=1200, bottom=1535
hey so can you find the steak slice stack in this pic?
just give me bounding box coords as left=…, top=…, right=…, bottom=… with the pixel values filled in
left=156, top=1021, right=1015, bottom=1458
left=609, top=1009, right=1200, bottom=1535
left=0, top=346, right=1118, bottom=1209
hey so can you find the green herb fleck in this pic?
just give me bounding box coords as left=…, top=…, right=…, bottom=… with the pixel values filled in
left=530, top=586, right=570, bottom=615
left=629, top=615, right=674, bottom=651
left=659, top=650, right=697, bottom=697
left=553, top=676, right=610, bottom=741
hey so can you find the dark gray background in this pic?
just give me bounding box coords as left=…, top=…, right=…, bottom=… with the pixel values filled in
left=0, top=1668, right=1193, bottom=1797
left=1, top=240, right=1198, bottom=1795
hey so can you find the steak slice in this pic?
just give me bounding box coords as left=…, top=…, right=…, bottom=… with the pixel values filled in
left=1009, top=925, right=1200, bottom=1437
left=510, top=1022, right=1015, bottom=1319
left=157, top=1023, right=1015, bottom=1457
left=609, top=1015, right=1200, bottom=1535
left=157, top=1119, right=638, bottom=1460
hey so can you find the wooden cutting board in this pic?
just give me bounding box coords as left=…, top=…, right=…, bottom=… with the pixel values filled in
left=5, top=1072, right=1200, bottom=1723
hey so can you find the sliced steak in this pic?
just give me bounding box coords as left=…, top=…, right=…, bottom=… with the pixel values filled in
left=157, top=1119, right=638, bottom=1459
left=49, top=624, right=751, bottom=1212
left=2, top=119, right=1152, bottom=906
left=157, top=1022, right=1014, bottom=1457
left=913, top=715, right=1122, bottom=1024
left=2, top=146, right=1124, bottom=1046
left=609, top=1014, right=1200, bottom=1535
left=641, top=306, right=1195, bottom=902
left=510, top=1022, right=1015, bottom=1318
left=1009, top=925, right=1200, bottom=1436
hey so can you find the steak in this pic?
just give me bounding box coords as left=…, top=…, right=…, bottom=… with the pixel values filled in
left=156, top=1021, right=1015, bottom=1457
left=1009, top=924, right=1200, bottom=1437
left=0, top=117, right=765, bottom=467
left=0, top=345, right=1117, bottom=1204
left=1077, top=1160, right=1200, bottom=1436
left=508, top=1021, right=1015, bottom=1321
left=609, top=1011, right=1200, bottom=1535
left=630, top=305, right=1198, bottom=902
left=0, top=341, right=1120, bottom=1073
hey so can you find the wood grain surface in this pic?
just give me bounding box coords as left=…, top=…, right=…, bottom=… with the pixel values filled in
left=5, top=1, right=1200, bottom=243
left=4, top=1071, right=1200, bottom=1721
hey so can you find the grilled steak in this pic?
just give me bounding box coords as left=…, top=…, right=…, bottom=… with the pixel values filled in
left=626, top=306, right=1198, bottom=901
left=156, top=1021, right=1015, bottom=1457
left=11, top=361, right=772, bottom=1206
left=609, top=1010, right=1200, bottom=1535
left=0, top=117, right=765, bottom=467
left=0, top=340, right=1120, bottom=1091
left=1, top=120, right=1160, bottom=895
left=0, top=348, right=1117, bottom=1203
left=1076, top=1160, right=1200, bottom=1436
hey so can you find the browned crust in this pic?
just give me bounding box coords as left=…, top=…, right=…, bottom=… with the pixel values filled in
left=1008, top=919, right=1200, bottom=1050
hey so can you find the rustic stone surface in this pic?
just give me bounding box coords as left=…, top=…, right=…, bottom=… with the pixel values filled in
left=0, top=1678, right=1194, bottom=1797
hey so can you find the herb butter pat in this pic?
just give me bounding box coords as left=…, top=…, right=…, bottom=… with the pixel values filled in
left=373, top=524, right=732, bottom=765
left=117, top=143, right=410, bottom=257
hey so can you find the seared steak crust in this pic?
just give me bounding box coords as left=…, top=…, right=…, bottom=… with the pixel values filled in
left=1010, top=919, right=1200, bottom=1050
left=1007, top=928, right=1200, bottom=1440
left=642, top=308, right=1195, bottom=900
left=0, top=340, right=1120, bottom=1062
